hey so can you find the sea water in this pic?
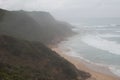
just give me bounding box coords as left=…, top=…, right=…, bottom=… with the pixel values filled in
left=58, top=18, right=120, bottom=77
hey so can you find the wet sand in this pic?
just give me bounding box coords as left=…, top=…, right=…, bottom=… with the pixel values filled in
left=51, top=47, right=120, bottom=80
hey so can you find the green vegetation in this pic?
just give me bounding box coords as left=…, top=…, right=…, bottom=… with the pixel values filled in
left=0, top=63, right=56, bottom=80
left=0, top=35, right=91, bottom=80
left=0, top=63, right=27, bottom=80
left=0, top=8, right=90, bottom=80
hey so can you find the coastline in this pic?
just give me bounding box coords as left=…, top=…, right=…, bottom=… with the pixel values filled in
left=51, top=46, right=120, bottom=80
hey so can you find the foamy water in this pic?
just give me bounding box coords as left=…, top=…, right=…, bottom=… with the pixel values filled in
left=81, top=34, right=120, bottom=55
left=58, top=21, right=120, bottom=77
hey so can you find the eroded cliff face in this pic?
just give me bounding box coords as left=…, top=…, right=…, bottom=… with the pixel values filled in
left=0, top=35, right=91, bottom=80
left=0, top=8, right=75, bottom=45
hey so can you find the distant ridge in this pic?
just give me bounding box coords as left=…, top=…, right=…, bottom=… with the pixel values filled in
left=0, top=8, right=75, bottom=44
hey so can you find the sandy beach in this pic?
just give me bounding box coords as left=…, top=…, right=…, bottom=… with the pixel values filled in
left=51, top=46, right=120, bottom=80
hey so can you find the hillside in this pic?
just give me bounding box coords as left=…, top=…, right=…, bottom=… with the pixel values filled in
left=0, top=8, right=75, bottom=45
left=0, top=35, right=91, bottom=80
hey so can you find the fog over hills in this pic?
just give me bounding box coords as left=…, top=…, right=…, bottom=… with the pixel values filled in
left=0, top=0, right=120, bottom=79
left=0, top=8, right=92, bottom=80
left=0, top=8, right=74, bottom=44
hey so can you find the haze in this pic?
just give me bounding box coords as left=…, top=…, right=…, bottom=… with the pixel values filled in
left=0, top=0, right=120, bottom=22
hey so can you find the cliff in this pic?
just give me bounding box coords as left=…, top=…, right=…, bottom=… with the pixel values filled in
left=0, top=35, right=91, bottom=80
left=0, top=8, right=91, bottom=80
left=0, top=8, right=75, bottom=45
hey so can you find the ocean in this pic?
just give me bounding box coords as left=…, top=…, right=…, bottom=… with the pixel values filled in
left=58, top=18, right=120, bottom=77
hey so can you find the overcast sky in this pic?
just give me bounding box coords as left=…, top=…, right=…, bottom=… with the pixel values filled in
left=0, top=0, right=120, bottom=22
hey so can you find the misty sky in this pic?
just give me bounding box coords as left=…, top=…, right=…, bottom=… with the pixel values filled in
left=0, top=0, right=120, bottom=22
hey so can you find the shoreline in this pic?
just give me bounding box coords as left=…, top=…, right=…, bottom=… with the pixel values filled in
left=51, top=46, right=120, bottom=80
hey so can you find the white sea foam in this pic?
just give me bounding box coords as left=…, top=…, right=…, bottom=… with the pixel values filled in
left=58, top=24, right=120, bottom=77
left=109, top=66, right=120, bottom=77
left=98, top=33, right=120, bottom=38
left=81, top=34, right=120, bottom=55
left=58, top=39, right=120, bottom=77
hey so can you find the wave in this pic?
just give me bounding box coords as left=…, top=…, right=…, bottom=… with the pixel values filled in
left=81, top=34, right=120, bottom=55
left=109, top=66, right=120, bottom=77
left=58, top=43, right=120, bottom=77
left=98, top=33, right=120, bottom=38
left=58, top=37, right=120, bottom=77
